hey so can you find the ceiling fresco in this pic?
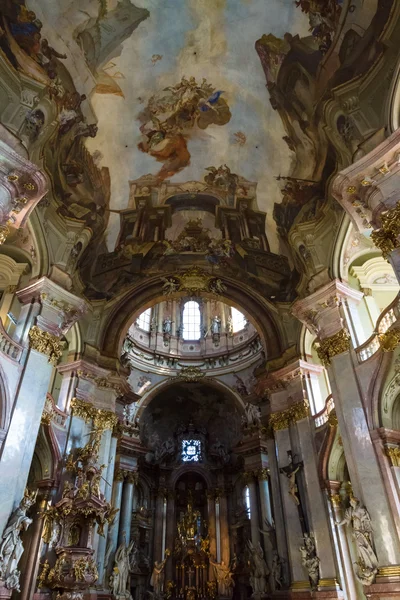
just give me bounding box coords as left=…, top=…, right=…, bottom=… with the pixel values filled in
left=26, top=0, right=310, bottom=252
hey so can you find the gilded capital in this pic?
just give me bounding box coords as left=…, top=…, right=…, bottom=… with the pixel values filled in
left=70, top=398, right=118, bottom=432
left=257, top=468, right=269, bottom=480
left=329, top=494, right=342, bottom=508
left=371, top=201, right=400, bottom=258
left=28, top=325, right=63, bottom=366
left=385, top=445, right=400, bottom=467
left=316, top=329, right=350, bottom=367
left=269, top=400, right=309, bottom=431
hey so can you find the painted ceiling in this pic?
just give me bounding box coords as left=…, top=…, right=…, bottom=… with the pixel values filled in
left=28, top=0, right=310, bottom=251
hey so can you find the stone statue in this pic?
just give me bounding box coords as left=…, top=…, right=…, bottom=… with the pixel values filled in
left=0, top=489, right=37, bottom=591
left=211, top=315, right=222, bottom=335
left=242, top=402, right=261, bottom=428
left=271, top=550, right=284, bottom=590
left=163, top=317, right=173, bottom=334
left=129, top=539, right=140, bottom=572
left=226, top=316, right=233, bottom=335
left=247, top=540, right=269, bottom=597
left=279, top=451, right=303, bottom=506
left=150, top=550, right=169, bottom=595
left=336, top=495, right=378, bottom=585
left=162, top=277, right=180, bottom=295
left=299, top=533, right=319, bottom=590
left=111, top=533, right=134, bottom=597
left=209, top=558, right=235, bottom=598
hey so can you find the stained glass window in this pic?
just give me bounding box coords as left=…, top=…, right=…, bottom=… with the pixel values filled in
left=182, top=301, right=201, bottom=340
left=182, top=439, right=202, bottom=462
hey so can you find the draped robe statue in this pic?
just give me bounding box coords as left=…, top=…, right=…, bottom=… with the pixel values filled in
left=0, top=489, right=37, bottom=591
left=336, top=496, right=378, bottom=585
left=111, top=535, right=134, bottom=598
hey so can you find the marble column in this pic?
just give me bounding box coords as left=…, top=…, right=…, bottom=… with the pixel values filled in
left=96, top=433, right=118, bottom=584
left=265, top=436, right=290, bottom=582
left=153, top=489, right=166, bottom=563
left=245, top=474, right=260, bottom=546
left=0, top=278, right=86, bottom=532
left=257, top=470, right=273, bottom=530
left=118, top=472, right=136, bottom=545
left=295, top=415, right=339, bottom=588
left=218, top=490, right=230, bottom=565
left=293, top=280, right=400, bottom=577
left=327, top=484, right=359, bottom=600
left=165, top=492, right=176, bottom=581
left=107, top=470, right=124, bottom=572
left=275, top=428, right=307, bottom=587
left=207, top=492, right=217, bottom=579
left=19, top=481, right=54, bottom=600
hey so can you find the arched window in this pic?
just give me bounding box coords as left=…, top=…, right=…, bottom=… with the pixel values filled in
left=182, top=301, right=201, bottom=340
left=231, top=307, right=246, bottom=332
left=136, top=308, right=152, bottom=332
left=244, top=485, right=251, bottom=519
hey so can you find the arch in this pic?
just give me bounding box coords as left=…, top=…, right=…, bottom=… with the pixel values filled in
left=170, top=463, right=213, bottom=489
left=99, top=273, right=285, bottom=361
left=135, top=376, right=247, bottom=420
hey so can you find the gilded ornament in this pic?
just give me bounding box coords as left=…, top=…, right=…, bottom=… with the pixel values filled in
left=327, top=411, right=338, bottom=428
left=379, top=164, right=390, bottom=175
left=23, top=182, right=35, bottom=190
left=28, top=325, right=63, bottom=365
left=37, top=560, right=50, bottom=588
left=269, top=401, right=309, bottom=431
left=378, top=329, right=400, bottom=352
left=0, top=224, right=10, bottom=245
left=176, top=366, right=205, bottom=382
left=371, top=201, right=400, bottom=258
left=377, top=565, right=400, bottom=577
left=330, top=494, right=342, bottom=508
left=385, top=445, right=400, bottom=467
left=7, top=174, right=18, bottom=181
left=347, top=186, right=357, bottom=194
left=316, top=329, right=350, bottom=367
left=257, top=468, right=269, bottom=480
left=242, top=471, right=255, bottom=484
left=70, top=398, right=118, bottom=431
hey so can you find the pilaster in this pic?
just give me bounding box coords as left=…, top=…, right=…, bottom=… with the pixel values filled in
left=293, top=279, right=400, bottom=591
left=0, top=277, right=87, bottom=534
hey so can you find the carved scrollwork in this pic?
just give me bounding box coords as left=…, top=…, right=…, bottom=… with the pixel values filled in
left=316, top=329, right=350, bottom=367
left=28, top=325, right=64, bottom=365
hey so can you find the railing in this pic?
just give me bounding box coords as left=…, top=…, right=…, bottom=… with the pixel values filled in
left=356, top=296, right=399, bottom=363
left=313, top=394, right=335, bottom=428
left=0, top=318, right=23, bottom=362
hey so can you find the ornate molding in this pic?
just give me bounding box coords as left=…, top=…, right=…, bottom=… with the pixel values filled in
left=371, top=201, right=400, bottom=258
left=316, top=329, right=350, bottom=367
left=269, top=400, right=309, bottom=431
left=162, top=267, right=227, bottom=297
left=256, top=467, right=269, bottom=480
left=385, top=445, right=400, bottom=467
left=28, top=325, right=63, bottom=365
left=70, top=398, right=118, bottom=431
left=378, top=329, right=400, bottom=352
left=175, top=366, right=205, bottom=382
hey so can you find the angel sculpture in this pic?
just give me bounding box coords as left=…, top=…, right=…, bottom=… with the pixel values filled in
left=299, top=534, right=320, bottom=590
left=161, top=277, right=180, bottom=295
left=246, top=540, right=269, bottom=596
left=279, top=451, right=303, bottom=506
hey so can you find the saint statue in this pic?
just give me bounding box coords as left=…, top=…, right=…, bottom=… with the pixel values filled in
left=0, top=489, right=37, bottom=591
left=163, top=317, right=173, bottom=334
left=336, top=495, right=378, bottom=585
left=247, top=540, right=269, bottom=596
left=299, top=533, right=319, bottom=590
left=211, top=315, right=222, bottom=335
left=209, top=558, right=235, bottom=598
left=279, top=451, right=303, bottom=506
left=111, top=533, right=134, bottom=597
left=150, top=550, right=170, bottom=596
left=271, top=550, right=284, bottom=590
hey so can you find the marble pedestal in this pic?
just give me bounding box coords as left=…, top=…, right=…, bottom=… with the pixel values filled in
left=364, top=581, right=400, bottom=599
left=0, top=582, right=12, bottom=599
